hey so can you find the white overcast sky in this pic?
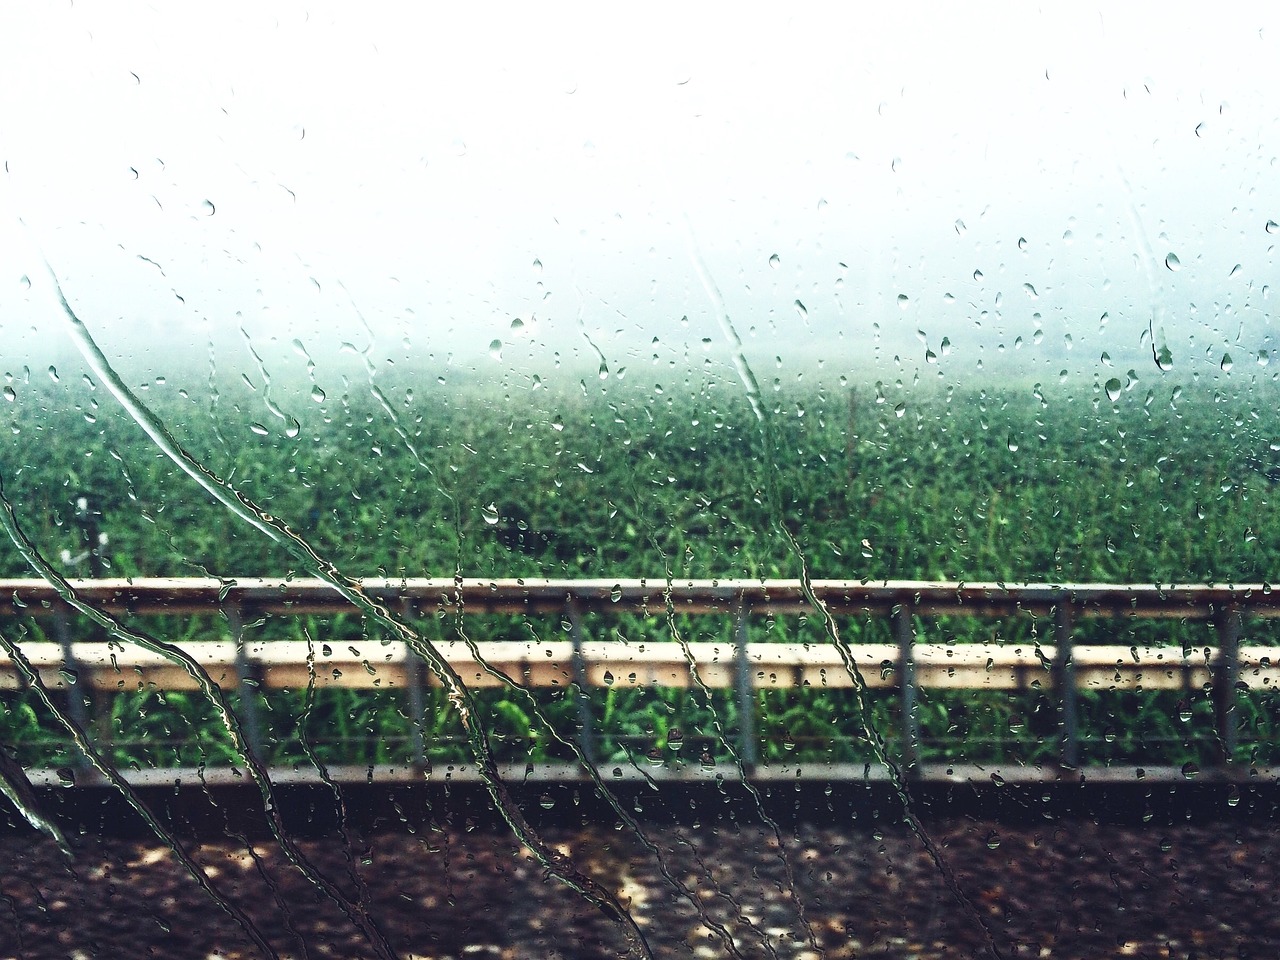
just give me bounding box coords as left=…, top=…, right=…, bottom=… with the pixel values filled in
left=1, top=2, right=1277, bottom=388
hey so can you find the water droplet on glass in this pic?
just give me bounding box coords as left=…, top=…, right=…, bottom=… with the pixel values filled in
left=1220, top=353, right=1233, bottom=372
left=489, top=339, right=503, bottom=360
left=532, top=258, right=543, bottom=274
left=310, top=385, right=326, bottom=403
left=510, top=318, right=524, bottom=332
left=794, top=299, right=808, bottom=321
left=19, top=275, right=31, bottom=290
left=1007, top=435, right=1019, bottom=453
left=250, top=422, right=268, bottom=436
left=973, top=269, right=984, bottom=282
left=1156, top=346, right=1174, bottom=371
left=1165, top=252, right=1181, bottom=271
left=482, top=503, right=500, bottom=525
left=897, top=294, right=909, bottom=308
left=603, top=670, right=615, bottom=687
left=893, top=402, right=906, bottom=418
left=4, top=385, right=17, bottom=402
left=539, top=794, right=556, bottom=810
left=1023, top=283, right=1038, bottom=299
left=1017, top=237, right=1027, bottom=251
left=1229, top=263, right=1243, bottom=277
left=58, top=668, right=78, bottom=686
left=202, top=199, right=216, bottom=215
left=768, top=253, right=780, bottom=268
left=1104, top=378, right=1122, bottom=402
left=551, top=414, right=564, bottom=431
left=285, top=417, right=301, bottom=438
left=1181, top=761, right=1200, bottom=780
left=1178, top=702, right=1192, bottom=722
left=47, top=366, right=58, bottom=383
left=1266, top=219, right=1279, bottom=234
left=610, top=584, right=623, bottom=602
left=985, top=831, right=1001, bottom=849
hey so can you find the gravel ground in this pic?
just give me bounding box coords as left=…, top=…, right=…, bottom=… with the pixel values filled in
left=0, top=817, right=1275, bottom=960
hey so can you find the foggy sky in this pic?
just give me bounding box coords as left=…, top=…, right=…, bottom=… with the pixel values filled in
left=1, top=3, right=1277, bottom=393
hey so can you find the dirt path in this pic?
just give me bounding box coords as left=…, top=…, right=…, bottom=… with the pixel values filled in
left=0, top=819, right=1274, bottom=959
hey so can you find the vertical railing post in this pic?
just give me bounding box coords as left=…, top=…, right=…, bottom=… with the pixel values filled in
left=225, top=602, right=265, bottom=762
left=894, top=601, right=920, bottom=776
left=53, top=608, right=93, bottom=770
left=1053, top=596, right=1080, bottom=771
left=402, top=599, right=427, bottom=770
left=733, top=598, right=758, bottom=771
left=566, top=600, right=596, bottom=766
left=1213, top=604, right=1242, bottom=767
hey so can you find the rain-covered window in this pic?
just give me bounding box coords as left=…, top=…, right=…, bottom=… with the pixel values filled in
left=2, top=5, right=1279, bottom=958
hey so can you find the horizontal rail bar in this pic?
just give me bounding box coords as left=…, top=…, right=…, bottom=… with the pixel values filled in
left=23, top=762, right=1280, bottom=788
left=1, top=640, right=1273, bottom=692
left=3, top=577, right=1279, bottom=619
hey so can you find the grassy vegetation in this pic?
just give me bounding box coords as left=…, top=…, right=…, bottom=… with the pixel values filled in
left=3, top=366, right=1280, bottom=771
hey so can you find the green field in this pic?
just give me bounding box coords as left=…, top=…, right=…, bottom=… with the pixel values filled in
left=3, top=365, right=1280, bottom=772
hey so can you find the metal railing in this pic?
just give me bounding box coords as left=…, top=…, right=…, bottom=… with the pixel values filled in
left=2, top=577, right=1277, bottom=782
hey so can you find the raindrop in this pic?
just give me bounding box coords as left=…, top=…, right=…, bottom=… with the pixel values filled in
left=1017, top=237, right=1027, bottom=251
left=532, top=258, right=543, bottom=274
left=940, top=336, right=951, bottom=356
left=1181, top=761, right=1200, bottom=780
left=47, top=366, right=58, bottom=383
left=893, top=402, right=906, bottom=418
left=202, top=199, right=216, bottom=216
left=1023, top=283, right=1038, bottom=299
left=310, top=385, right=326, bottom=403
left=768, top=253, right=780, bottom=268
left=489, top=339, right=503, bottom=360
left=1007, top=435, right=1019, bottom=453
left=1104, top=378, right=1122, bottom=402
left=896, top=294, right=909, bottom=308
left=972, top=269, right=983, bottom=282
left=610, top=584, right=623, bottom=602
left=1156, top=346, right=1174, bottom=371
left=1229, top=263, right=1243, bottom=277
left=250, top=423, right=268, bottom=436
left=1227, top=785, right=1241, bottom=807
left=1267, top=220, right=1279, bottom=234
left=603, top=671, right=615, bottom=687
left=1164, top=252, right=1181, bottom=271
left=539, top=794, right=556, bottom=810
left=794, top=299, right=808, bottom=321
left=285, top=417, right=301, bottom=439
left=984, top=831, right=1001, bottom=850
left=19, top=275, right=31, bottom=289
left=3, top=386, right=15, bottom=402
left=954, top=219, right=967, bottom=235
left=1220, top=353, right=1233, bottom=372
left=510, top=318, right=524, bottom=332
left=482, top=503, right=500, bottom=525
left=551, top=414, right=564, bottom=431
left=1178, top=702, right=1192, bottom=723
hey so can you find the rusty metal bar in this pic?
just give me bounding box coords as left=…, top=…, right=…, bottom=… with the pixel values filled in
left=894, top=603, right=920, bottom=776
left=566, top=601, right=596, bottom=766
left=225, top=603, right=265, bottom=760
left=733, top=600, right=757, bottom=769
left=52, top=610, right=93, bottom=769
left=1053, top=597, right=1079, bottom=770
left=1214, top=605, right=1243, bottom=765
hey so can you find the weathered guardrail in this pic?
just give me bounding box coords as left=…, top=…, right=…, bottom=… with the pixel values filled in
left=1, top=578, right=1275, bottom=780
